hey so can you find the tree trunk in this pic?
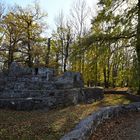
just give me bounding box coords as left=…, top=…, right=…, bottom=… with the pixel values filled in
left=107, top=55, right=110, bottom=88
left=63, top=48, right=68, bottom=72
left=8, top=35, right=14, bottom=70
left=46, top=38, right=51, bottom=66
left=27, top=23, right=33, bottom=68
left=64, top=33, right=70, bottom=72
left=103, top=67, right=107, bottom=88
left=95, top=57, right=98, bottom=86
left=136, top=0, right=140, bottom=94
left=112, top=65, right=117, bottom=88
left=61, top=38, right=64, bottom=72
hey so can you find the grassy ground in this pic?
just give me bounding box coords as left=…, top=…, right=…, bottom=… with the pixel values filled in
left=0, top=94, right=134, bottom=140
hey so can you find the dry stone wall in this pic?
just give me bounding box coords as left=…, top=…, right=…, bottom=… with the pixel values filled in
left=0, top=62, right=104, bottom=110
left=60, top=102, right=140, bottom=140
left=0, top=88, right=104, bottom=110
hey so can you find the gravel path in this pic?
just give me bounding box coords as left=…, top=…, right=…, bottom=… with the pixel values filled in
left=91, top=112, right=140, bottom=140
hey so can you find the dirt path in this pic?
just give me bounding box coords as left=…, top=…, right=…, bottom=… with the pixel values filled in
left=91, top=112, right=140, bottom=140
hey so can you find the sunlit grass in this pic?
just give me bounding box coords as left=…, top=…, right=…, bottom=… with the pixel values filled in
left=0, top=94, right=133, bottom=140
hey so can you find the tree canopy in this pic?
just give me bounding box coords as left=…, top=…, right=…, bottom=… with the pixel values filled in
left=0, top=0, right=140, bottom=93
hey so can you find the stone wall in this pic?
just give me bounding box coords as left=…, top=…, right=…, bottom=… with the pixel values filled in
left=60, top=102, right=140, bottom=140
left=0, top=62, right=104, bottom=110
left=0, top=88, right=104, bottom=110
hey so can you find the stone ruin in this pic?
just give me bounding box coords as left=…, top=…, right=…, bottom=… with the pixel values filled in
left=7, top=62, right=84, bottom=90
left=0, top=62, right=104, bottom=110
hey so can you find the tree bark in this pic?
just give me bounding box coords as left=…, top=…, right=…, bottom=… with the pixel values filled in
left=8, top=35, right=14, bottom=70
left=46, top=38, right=51, bottom=66
left=136, top=0, right=140, bottom=94
left=27, top=23, right=33, bottom=68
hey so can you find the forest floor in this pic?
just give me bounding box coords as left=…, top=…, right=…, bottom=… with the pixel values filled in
left=91, top=111, right=140, bottom=140
left=0, top=91, right=139, bottom=140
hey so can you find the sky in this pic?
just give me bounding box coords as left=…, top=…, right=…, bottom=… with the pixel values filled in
left=3, top=0, right=98, bottom=35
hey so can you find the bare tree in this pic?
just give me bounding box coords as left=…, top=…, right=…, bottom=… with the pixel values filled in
left=70, top=0, right=89, bottom=38
left=53, top=11, right=73, bottom=72
left=55, top=11, right=65, bottom=71
left=70, top=0, right=90, bottom=73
